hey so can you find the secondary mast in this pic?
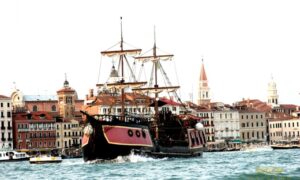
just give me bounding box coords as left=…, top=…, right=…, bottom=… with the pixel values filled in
left=134, top=27, right=179, bottom=139
left=100, top=17, right=144, bottom=120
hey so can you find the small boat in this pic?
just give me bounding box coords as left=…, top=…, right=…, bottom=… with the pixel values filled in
left=29, top=155, right=62, bottom=164
left=271, top=144, right=300, bottom=150
left=0, top=150, right=30, bottom=162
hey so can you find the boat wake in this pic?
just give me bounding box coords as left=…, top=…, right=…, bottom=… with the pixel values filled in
left=86, top=152, right=159, bottom=164
left=241, top=145, right=273, bottom=152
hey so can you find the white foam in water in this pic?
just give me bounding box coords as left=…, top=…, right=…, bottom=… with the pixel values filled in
left=241, top=145, right=273, bottom=152
left=86, top=151, right=159, bottom=164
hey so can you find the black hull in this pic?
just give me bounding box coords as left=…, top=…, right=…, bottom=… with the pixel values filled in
left=138, top=146, right=203, bottom=158
left=81, top=111, right=205, bottom=162
left=82, top=120, right=153, bottom=162
left=271, top=146, right=300, bottom=150
left=0, top=157, right=30, bottom=162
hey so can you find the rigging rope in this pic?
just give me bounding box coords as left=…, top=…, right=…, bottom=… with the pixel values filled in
left=124, top=55, right=137, bottom=82
left=97, top=55, right=103, bottom=84
left=173, top=57, right=182, bottom=98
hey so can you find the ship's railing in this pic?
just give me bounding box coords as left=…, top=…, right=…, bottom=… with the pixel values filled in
left=81, top=110, right=152, bottom=125
left=95, top=114, right=151, bottom=124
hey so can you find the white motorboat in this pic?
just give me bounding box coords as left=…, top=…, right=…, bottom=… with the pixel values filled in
left=29, top=155, right=62, bottom=164
left=0, top=150, right=30, bottom=162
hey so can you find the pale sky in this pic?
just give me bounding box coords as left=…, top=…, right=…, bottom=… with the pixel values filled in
left=1, top=0, right=300, bottom=105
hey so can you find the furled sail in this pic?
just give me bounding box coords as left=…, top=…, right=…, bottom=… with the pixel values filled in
left=97, top=81, right=147, bottom=90
left=134, top=54, right=173, bottom=63
left=101, top=49, right=142, bottom=57
left=132, top=86, right=180, bottom=94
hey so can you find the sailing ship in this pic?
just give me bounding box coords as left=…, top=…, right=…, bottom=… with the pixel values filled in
left=132, top=27, right=206, bottom=158
left=81, top=18, right=154, bottom=161
left=81, top=18, right=206, bottom=161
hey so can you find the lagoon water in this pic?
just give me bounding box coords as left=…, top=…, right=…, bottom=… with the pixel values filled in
left=1, top=149, right=300, bottom=179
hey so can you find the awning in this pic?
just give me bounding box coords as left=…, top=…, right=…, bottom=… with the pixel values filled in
left=229, top=139, right=241, bottom=144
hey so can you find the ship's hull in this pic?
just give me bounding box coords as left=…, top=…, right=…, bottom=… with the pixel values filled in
left=81, top=112, right=206, bottom=161
left=139, top=145, right=203, bottom=158
left=271, top=145, right=300, bottom=150
left=82, top=120, right=154, bottom=162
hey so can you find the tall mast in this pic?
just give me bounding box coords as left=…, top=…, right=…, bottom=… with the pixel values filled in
left=153, top=26, right=159, bottom=139
left=120, top=17, right=125, bottom=120
left=100, top=18, right=144, bottom=120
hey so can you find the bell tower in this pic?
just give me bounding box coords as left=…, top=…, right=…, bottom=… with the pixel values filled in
left=198, top=59, right=211, bottom=106
left=57, top=74, right=76, bottom=118
left=267, top=75, right=279, bottom=108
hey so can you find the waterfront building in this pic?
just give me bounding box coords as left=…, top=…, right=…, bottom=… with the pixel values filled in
left=239, top=108, right=267, bottom=142
left=197, top=60, right=211, bottom=106
left=55, top=78, right=83, bottom=149
left=85, top=90, right=152, bottom=116
left=213, top=103, right=240, bottom=143
left=11, top=78, right=84, bottom=150
left=13, top=111, right=56, bottom=149
left=11, top=89, right=58, bottom=113
left=267, top=76, right=279, bottom=108
left=185, top=101, right=215, bottom=144
left=198, top=108, right=215, bottom=144
left=0, top=95, right=13, bottom=150
left=273, top=104, right=298, bottom=116
left=268, top=115, right=300, bottom=143
left=56, top=118, right=82, bottom=149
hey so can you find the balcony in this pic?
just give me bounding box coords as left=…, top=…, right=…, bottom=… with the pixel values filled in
left=1, top=126, right=5, bottom=130
left=7, top=126, right=12, bottom=130
left=1, top=138, right=6, bottom=141
left=7, top=138, right=12, bottom=141
left=18, top=128, right=29, bottom=132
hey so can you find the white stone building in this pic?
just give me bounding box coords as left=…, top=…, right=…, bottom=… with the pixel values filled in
left=269, top=118, right=300, bottom=143
left=239, top=109, right=267, bottom=142
left=0, top=95, right=13, bottom=150
left=213, top=105, right=240, bottom=142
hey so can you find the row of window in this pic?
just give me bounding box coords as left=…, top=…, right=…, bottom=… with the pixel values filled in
left=57, top=139, right=81, bottom=148
left=198, top=113, right=214, bottom=118
left=219, top=113, right=233, bottom=119
left=32, top=105, right=57, bottom=112
left=241, top=114, right=264, bottom=120
left=0, top=102, right=10, bottom=108
left=58, top=131, right=82, bottom=137
left=57, top=123, right=80, bottom=130
left=270, top=131, right=300, bottom=137
left=241, top=131, right=265, bottom=139
left=270, top=122, right=300, bottom=129
left=1, top=121, right=12, bottom=128
left=0, top=111, right=11, bottom=118
left=19, top=132, right=56, bottom=139
left=1, top=132, right=12, bottom=139
left=241, top=122, right=264, bottom=128
left=19, top=141, right=56, bottom=149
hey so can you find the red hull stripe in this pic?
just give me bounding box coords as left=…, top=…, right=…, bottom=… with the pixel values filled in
left=103, top=125, right=153, bottom=147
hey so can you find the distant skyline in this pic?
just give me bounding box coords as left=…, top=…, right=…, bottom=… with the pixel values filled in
left=1, top=0, right=300, bottom=105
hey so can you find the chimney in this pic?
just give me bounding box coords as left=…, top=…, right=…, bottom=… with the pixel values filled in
left=89, top=89, right=94, bottom=98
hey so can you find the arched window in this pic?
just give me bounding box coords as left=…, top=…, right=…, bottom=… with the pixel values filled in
left=51, top=105, right=56, bottom=112
left=33, top=105, right=38, bottom=112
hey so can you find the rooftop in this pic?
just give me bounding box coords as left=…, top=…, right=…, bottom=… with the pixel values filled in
left=23, top=95, right=58, bottom=101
